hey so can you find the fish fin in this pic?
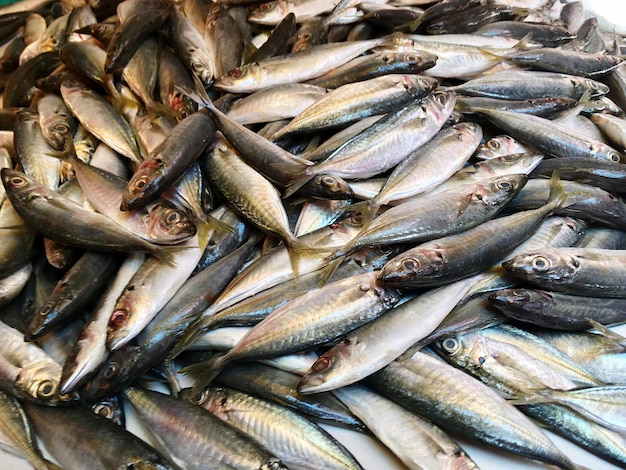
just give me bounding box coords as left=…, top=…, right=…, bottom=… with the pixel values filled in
left=180, top=354, right=229, bottom=394
left=545, top=170, right=591, bottom=210
left=507, top=388, right=556, bottom=406
left=145, top=100, right=180, bottom=121
left=206, top=214, right=237, bottom=236
left=317, top=255, right=345, bottom=287
left=161, top=359, right=181, bottom=396
left=152, top=244, right=196, bottom=268
left=34, top=460, right=64, bottom=470
left=177, top=75, right=216, bottom=112
left=588, top=318, right=626, bottom=346
left=286, top=237, right=311, bottom=278
left=167, top=325, right=202, bottom=362
left=283, top=170, right=316, bottom=199
left=478, top=33, right=537, bottom=62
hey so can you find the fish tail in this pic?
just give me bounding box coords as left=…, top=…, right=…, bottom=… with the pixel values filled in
left=176, top=75, right=215, bottom=112
left=287, top=236, right=312, bottom=278
left=167, top=317, right=207, bottom=362
left=181, top=354, right=229, bottom=394
left=360, top=200, right=382, bottom=233
left=545, top=170, right=590, bottom=210
left=34, top=460, right=64, bottom=470
left=586, top=318, right=626, bottom=347
left=283, top=169, right=316, bottom=199
left=152, top=244, right=195, bottom=268
left=317, top=255, right=345, bottom=287
left=506, top=389, right=555, bottom=406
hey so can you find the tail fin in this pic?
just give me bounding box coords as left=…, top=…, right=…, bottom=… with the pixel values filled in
left=283, top=169, right=316, bottom=199
left=177, top=75, right=216, bottom=112
left=180, top=353, right=230, bottom=395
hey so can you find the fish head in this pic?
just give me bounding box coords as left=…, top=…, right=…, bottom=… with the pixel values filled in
left=489, top=288, right=554, bottom=315
left=46, top=122, right=73, bottom=151
left=477, top=173, right=528, bottom=208
left=215, top=64, right=264, bottom=93
left=181, top=386, right=232, bottom=420
left=1, top=168, right=44, bottom=203
left=175, top=95, right=196, bottom=121
left=188, top=48, right=214, bottom=85
left=80, top=344, right=142, bottom=402
left=145, top=202, right=197, bottom=243
left=426, top=90, right=456, bottom=123
left=298, top=338, right=365, bottom=393
left=17, top=361, right=77, bottom=405
left=25, top=300, right=62, bottom=341
left=436, top=335, right=472, bottom=367
left=580, top=77, right=610, bottom=98
left=107, top=304, right=140, bottom=352
left=121, top=159, right=164, bottom=211
left=304, top=174, right=354, bottom=200
left=592, top=142, right=623, bottom=163
left=379, top=249, right=445, bottom=286
left=248, top=1, right=289, bottom=25
left=474, top=134, right=526, bottom=160
left=91, top=395, right=125, bottom=426
left=502, top=251, right=579, bottom=282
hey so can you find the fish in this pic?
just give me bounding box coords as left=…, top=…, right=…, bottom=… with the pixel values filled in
left=333, top=384, right=479, bottom=470
left=298, top=276, right=479, bottom=393
left=0, top=390, right=63, bottom=470
left=489, top=288, right=626, bottom=330
left=1, top=168, right=182, bottom=267
left=366, top=350, right=578, bottom=470
left=185, top=385, right=364, bottom=470
left=502, top=247, right=626, bottom=297
left=0, top=320, right=76, bottom=406
left=121, top=109, right=216, bottom=211
left=104, top=0, right=173, bottom=74
left=25, top=402, right=174, bottom=469
left=125, top=386, right=288, bottom=470
left=183, top=271, right=402, bottom=391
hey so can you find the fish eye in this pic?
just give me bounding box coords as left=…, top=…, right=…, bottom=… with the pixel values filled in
left=531, top=255, right=551, bottom=272
left=511, top=290, right=530, bottom=301
left=93, top=403, right=113, bottom=419
left=53, top=123, right=70, bottom=134
left=103, top=362, right=118, bottom=380
left=133, top=176, right=149, bottom=191
left=417, top=78, right=431, bottom=88
left=401, top=257, right=420, bottom=272
left=441, top=338, right=460, bottom=354
left=496, top=179, right=512, bottom=190
left=488, top=140, right=501, bottom=150
left=37, top=380, right=57, bottom=399
left=257, top=2, right=272, bottom=11
left=350, top=214, right=363, bottom=225
left=192, top=61, right=205, bottom=72
left=406, top=54, right=418, bottom=62
left=191, top=388, right=208, bottom=405
left=436, top=94, right=447, bottom=105
left=310, top=356, right=332, bottom=373
left=227, top=67, right=243, bottom=78
left=109, top=309, right=127, bottom=328
left=321, top=175, right=336, bottom=187
left=165, top=210, right=181, bottom=224
left=608, top=151, right=621, bottom=162
left=9, top=176, right=27, bottom=187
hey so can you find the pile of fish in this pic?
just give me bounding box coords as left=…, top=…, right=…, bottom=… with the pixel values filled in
left=2, top=0, right=626, bottom=468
